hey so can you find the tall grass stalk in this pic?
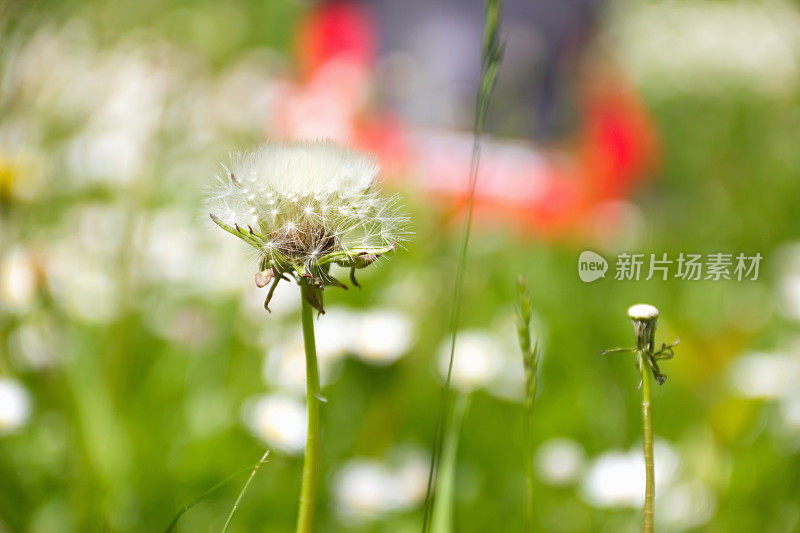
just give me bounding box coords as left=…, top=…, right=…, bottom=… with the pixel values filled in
left=421, top=1, right=504, bottom=530
left=296, top=293, right=321, bottom=533
left=515, top=276, right=539, bottom=531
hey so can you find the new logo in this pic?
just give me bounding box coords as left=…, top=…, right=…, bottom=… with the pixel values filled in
left=578, top=251, right=608, bottom=282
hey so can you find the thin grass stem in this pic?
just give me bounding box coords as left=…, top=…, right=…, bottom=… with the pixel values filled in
left=431, top=393, right=470, bottom=533
left=164, top=459, right=269, bottom=532
left=421, top=2, right=503, bottom=530
left=222, top=450, right=270, bottom=532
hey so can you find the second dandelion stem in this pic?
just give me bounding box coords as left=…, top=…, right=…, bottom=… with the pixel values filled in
left=639, top=350, right=655, bottom=533
left=632, top=307, right=657, bottom=533
left=605, top=304, right=675, bottom=533
left=296, top=294, right=321, bottom=533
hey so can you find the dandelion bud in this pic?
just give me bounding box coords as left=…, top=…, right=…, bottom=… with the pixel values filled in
left=628, top=304, right=659, bottom=353
left=627, top=304, right=659, bottom=321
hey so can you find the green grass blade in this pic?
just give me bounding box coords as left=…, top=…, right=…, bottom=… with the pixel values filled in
left=421, top=1, right=504, bottom=531
left=431, top=393, right=470, bottom=533
left=164, top=450, right=270, bottom=533
left=222, top=450, right=270, bottom=532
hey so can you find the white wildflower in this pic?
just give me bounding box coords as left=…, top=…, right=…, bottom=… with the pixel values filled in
left=0, top=247, right=38, bottom=313
left=206, top=140, right=409, bottom=313
left=728, top=351, right=798, bottom=399
left=334, top=452, right=428, bottom=521
left=535, top=438, right=585, bottom=486
left=437, top=330, right=505, bottom=393
left=658, top=480, right=716, bottom=530
left=242, top=393, right=307, bottom=454
left=353, top=310, right=414, bottom=364
left=0, top=378, right=32, bottom=434
left=581, top=441, right=681, bottom=508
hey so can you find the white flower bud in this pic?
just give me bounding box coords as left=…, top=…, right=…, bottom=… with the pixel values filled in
left=627, top=304, right=659, bottom=321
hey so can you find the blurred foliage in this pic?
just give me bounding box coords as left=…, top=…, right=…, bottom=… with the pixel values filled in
left=2, top=0, right=800, bottom=532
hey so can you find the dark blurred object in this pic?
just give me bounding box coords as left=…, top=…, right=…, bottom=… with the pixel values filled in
left=369, top=0, right=603, bottom=141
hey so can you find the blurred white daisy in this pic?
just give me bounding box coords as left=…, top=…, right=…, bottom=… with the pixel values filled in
left=262, top=308, right=414, bottom=392
left=263, top=333, right=345, bottom=395
left=353, top=309, right=413, bottom=365
left=535, top=438, right=585, bottom=486
left=0, top=377, right=32, bottom=434
left=779, top=394, right=800, bottom=436
left=657, top=480, right=717, bottom=530
left=437, top=330, right=505, bottom=393
left=242, top=393, right=306, bottom=454
left=0, top=247, right=38, bottom=313
left=7, top=315, right=61, bottom=370
left=335, top=461, right=396, bottom=519
left=312, top=307, right=360, bottom=359
left=581, top=440, right=681, bottom=508
left=334, top=451, right=428, bottom=521
left=728, top=351, right=799, bottom=399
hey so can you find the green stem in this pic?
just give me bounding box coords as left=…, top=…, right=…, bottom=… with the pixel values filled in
left=639, top=351, right=655, bottom=533
left=422, top=2, right=503, bottom=530
left=523, top=399, right=535, bottom=532
left=517, top=276, right=538, bottom=533
left=431, top=393, right=470, bottom=533
left=296, top=295, right=321, bottom=533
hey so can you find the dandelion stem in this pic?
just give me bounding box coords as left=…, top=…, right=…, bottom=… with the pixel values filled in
left=605, top=304, right=674, bottom=533
left=630, top=305, right=658, bottom=533
left=296, top=293, right=321, bottom=533
left=639, top=349, right=655, bottom=533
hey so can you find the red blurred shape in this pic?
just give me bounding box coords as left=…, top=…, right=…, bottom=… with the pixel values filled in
left=297, top=1, right=376, bottom=78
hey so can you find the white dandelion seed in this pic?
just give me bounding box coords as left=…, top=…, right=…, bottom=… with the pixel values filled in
left=206, top=140, right=410, bottom=313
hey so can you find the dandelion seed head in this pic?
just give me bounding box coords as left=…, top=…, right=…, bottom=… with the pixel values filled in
left=206, top=140, right=409, bottom=273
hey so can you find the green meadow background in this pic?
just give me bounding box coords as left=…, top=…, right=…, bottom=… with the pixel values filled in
left=2, top=0, right=800, bottom=531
